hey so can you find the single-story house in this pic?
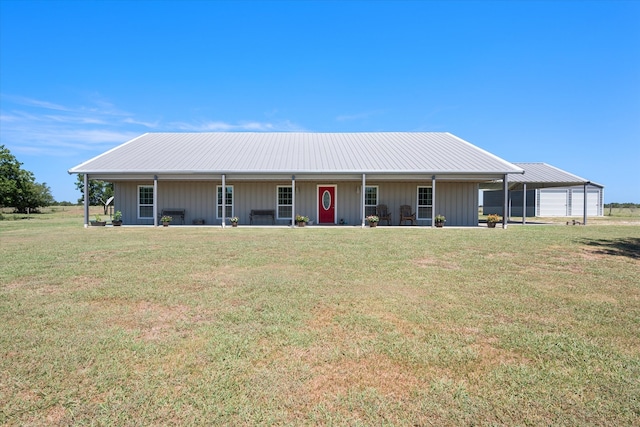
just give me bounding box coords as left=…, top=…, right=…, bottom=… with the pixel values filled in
left=68, top=132, right=524, bottom=227
left=482, top=162, right=604, bottom=222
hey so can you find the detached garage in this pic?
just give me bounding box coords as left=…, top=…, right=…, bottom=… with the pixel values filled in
left=483, top=163, right=604, bottom=222
left=538, top=189, right=569, bottom=216
left=534, top=186, right=603, bottom=217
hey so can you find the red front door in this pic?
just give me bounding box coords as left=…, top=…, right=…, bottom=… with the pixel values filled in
left=318, top=186, right=336, bottom=224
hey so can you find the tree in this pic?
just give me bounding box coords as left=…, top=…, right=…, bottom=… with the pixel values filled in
left=0, top=145, right=53, bottom=212
left=0, top=145, right=21, bottom=207
left=75, top=174, right=114, bottom=214
left=32, top=181, right=55, bottom=207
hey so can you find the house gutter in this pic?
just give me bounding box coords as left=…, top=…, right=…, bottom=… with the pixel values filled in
left=68, top=169, right=525, bottom=176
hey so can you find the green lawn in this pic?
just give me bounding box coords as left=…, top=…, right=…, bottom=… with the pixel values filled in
left=1, top=209, right=639, bottom=425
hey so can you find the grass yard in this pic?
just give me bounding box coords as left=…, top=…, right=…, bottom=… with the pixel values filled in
left=1, top=209, right=639, bottom=426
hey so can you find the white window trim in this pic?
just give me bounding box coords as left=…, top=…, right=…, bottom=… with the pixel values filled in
left=364, top=185, right=379, bottom=216
left=277, top=185, right=293, bottom=220
left=416, top=186, right=433, bottom=220
left=138, top=185, right=154, bottom=219
left=216, top=185, right=234, bottom=219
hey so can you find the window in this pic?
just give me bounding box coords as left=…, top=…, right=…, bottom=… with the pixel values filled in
left=364, top=186, right=378, bottom=217
left=217, top=185, right=234, bottom=218
left=138, top=185, right=154, bottom=219
left=277, top=186, right=292, bottom=219
left=417, top=186, right=433, bottom=220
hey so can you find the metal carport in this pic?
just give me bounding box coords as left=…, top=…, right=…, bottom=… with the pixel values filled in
left=481, top=163, right=604, bottom=225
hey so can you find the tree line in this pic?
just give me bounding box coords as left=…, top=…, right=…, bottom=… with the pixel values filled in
left=0, top=145, right=112, bottom=213
left=0, top=145, right=54, bottom=212
left=604, top=203, right=640, bottom=208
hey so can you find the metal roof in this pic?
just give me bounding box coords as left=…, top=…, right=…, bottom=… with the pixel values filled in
left=478, top=162, right=603, bottom=190
left=511, top=162, right=590, bottom=184
left=513, top=163, right=603, bottom=188
left=69, top=132, right=523, bottom=176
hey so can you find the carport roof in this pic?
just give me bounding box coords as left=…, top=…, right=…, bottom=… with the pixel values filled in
left=501, top=163, right=603, bottom=190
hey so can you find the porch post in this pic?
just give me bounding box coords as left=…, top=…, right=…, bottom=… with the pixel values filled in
left=221, top=174, right=226, bottom=228
left=83, top=174, right=89, bottom=227
left=291, top=175, right=296, bottom=227
left=431, top=175, right=436, bottom=228
left=522, top=183, right=527, bottom=224
left=361, top=173, right=366, bottom=228
left=503, top=174, right=509, bottom=229
left=153, top=175, right=158, bottom=227
left=583, top=182, right=588, bottom=225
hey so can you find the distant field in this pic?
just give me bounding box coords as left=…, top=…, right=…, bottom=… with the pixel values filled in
left=1, top=208, right=639, bottom=425
left=603, top=207, right=640, bottom=217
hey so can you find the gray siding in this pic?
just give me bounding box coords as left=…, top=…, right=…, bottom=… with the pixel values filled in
left=115, top=181, right=216, bottom=225
left=115, top=181, right=152, bottom=225
left=484, top=189, right=536, bottom=217
left=483, top=186, right=603, bottom=218
left=434, top=182, right=479, bottom=226
left=114, top=179, right=479, bottom=226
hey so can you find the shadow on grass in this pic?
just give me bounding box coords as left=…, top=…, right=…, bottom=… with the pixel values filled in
left=579, top=237, right=640, bottom=260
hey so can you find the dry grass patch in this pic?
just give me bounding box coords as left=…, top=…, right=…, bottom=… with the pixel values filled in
left=97, top=299, right=212, bottom=341
left=4, top=277, right=52, bottom=292
left=580, top=247, right=610, bottom=261
left=468, top=336, right=531, bottom=372
left=5, top=274, right=100, bottom=295
left=189, top=264, right=238, bottom=289
left=307, top=353, right=421, bottom=402
left=414, top=256, right=460, bottom=270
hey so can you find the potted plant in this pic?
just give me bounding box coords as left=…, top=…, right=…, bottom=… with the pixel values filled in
left=112, top=210, right=123, bottom=226
left=295, top=214, right=309, bottom=227
left=229, top=216, right=239, bottom=227
left=160, top=215, right=172, bottom=227
left=91, top=214, right=106, bottom=226
left=434, top=214, right=446, bottom=228
left=366, top=215, right=379, bottom=228
left=486, top=214, right=501, bottom=228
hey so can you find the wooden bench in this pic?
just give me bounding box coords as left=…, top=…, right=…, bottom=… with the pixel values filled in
left=160, top=209, right=185, bottom=225
left=250, top=209, right=275, bottom=225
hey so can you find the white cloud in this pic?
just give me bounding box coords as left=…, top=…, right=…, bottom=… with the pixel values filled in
left=123, top=117, right=160, bottom=128
left=0, top=94, right=305, bottom=159
left=243, top=122, right=274, bottom=131
left=0, top=113, right=22, bottom=122
left=1, top=122, right=139, bottom=156
left=170, top=119, right=304, bottom=132
left=336, top=110, right=385, bottom=122
left=44, top=114, right=108, bottom=125
left=0, top=95, right=148, bottom=156
left=5, top=95, right=73, bottom=112
left=169, top=121, right=229, bottom=131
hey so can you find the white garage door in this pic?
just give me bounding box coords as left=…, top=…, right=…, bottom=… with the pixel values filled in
left=571, top=190, right=600, bottom=216
left=539, top=190, right=568, bottom=216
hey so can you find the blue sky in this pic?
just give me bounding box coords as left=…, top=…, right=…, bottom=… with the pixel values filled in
left=1, top=0, right=639, bottom=203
